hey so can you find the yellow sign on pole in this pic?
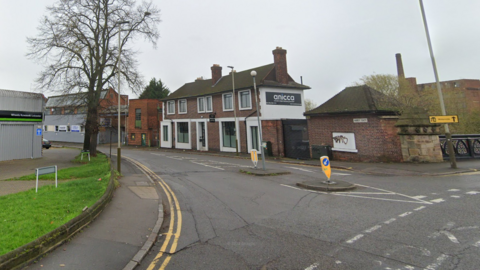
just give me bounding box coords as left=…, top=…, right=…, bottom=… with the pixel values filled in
left=320, top=156, right=331, bottom=180
left=251, top=150, right=258, bottom=168
left=429, top=115, right=459, bottom=124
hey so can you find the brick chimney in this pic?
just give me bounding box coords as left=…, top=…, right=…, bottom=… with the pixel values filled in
left=211, top=64, right=222, bottom=85
left=273, top=47, right=288, bottom=84
left=395, top=53, right=405, bottom=79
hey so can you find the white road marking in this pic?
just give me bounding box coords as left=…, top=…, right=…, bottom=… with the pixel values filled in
left=453, top=226, right=479, bottom=231
left=466, top=191, right=480, bottom=195
left=404, top=265, right=415, bottom=270
left=286, top=166, right=315, bottom=173
left=384, top=218, right=396, bottom=224
left=190, top=161, right=225, bottom=170
left=413, top=195, right=427, bottom=199
left=329, top=194, right=431, bottom=204
left=473, top=240, right=480, bottom=247
left=346, top=234, right=364, bottom=244
left=448, top=189, right=460, bottom=192
left=450, top=195, right=461, bottom=198
left=332, top=172, right=351, bottom=176
left=281, top=184, right=432, bottom=204
left=431, top=193, right=438, bottom=195
left=425, top=254, right=448, bottom=270
left=355, top=184, right=433, bottom=204
left=335, top=261, right=342, bottom=264
left=399, top=212, right=412, bottom=217
left=445, top=222, right=455, bottom=229
left=304, top=263, right=319, bottom=270
left=440, top=231, right=460, bottom=244
left=414, top=206, right=426, bottom=211
left=430, top=198, right=445, bottom=203
left=364, top=225, right=382, bottom=233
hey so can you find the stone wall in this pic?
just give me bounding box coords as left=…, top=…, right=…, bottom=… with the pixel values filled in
left=399, top=134, right=443, bottom=162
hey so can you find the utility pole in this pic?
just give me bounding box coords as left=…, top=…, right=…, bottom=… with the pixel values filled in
left=419, top=0, right=457, bottom=169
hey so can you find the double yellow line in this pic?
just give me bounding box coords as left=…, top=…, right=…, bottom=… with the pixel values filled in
left=123, top=156, right=182, bottom=270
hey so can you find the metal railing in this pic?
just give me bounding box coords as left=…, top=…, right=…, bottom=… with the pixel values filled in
left=439, top=134, right=480, bottom=159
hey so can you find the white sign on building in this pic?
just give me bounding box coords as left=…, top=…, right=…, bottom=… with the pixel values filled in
left=71, top=125, right=81, bottom=132
left=332, top=132, right=358, bottom=153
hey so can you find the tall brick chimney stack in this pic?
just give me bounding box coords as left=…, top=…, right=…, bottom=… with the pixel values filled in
left=273, top=47, right=288, bottom=84
left=395, top=53, right=405, bottom=79
left=211, top=64, right=222, bottom=85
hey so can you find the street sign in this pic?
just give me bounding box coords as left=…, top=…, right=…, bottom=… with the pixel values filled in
left=320, top=156, right=331, bottom=180
left=251, top=150, right=258, bottom=168
left=36, top=128, right=42, bottom=136
left=36, top=165, right=57, bottom=193
left=429, top=115, right=459, bottom=124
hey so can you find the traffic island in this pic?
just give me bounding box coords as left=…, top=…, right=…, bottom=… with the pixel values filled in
left=296, top=180, right=356, bottom=192
left=239, top=168, right=291, bottom=176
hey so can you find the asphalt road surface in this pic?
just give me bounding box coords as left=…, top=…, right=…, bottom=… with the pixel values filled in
left=118, top=149, right=480, bottom=270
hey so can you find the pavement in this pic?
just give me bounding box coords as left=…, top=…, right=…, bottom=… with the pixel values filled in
left=1, top=142, right=480, bottom=268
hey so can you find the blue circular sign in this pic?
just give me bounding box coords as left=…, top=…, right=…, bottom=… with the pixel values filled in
left=322, top=158, right=329, bottom=166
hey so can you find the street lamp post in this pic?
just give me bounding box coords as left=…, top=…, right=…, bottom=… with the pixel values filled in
left=117, top=20, right=129, bottom=173
left=251, top=70, right=266, bottom=170
left=227, top=66, right=239, bottom=156
left=418, top=0, right=457, bottom=169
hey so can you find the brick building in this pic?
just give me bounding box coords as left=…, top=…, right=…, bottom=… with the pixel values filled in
left=305, top=85, right=403, bottom=162
left=396, top=53, right=480, bottom=113
left=416, top=79, right=480, bottom=113
left=127, top=99, right=162, bottom=146
left=160, top=47, right=310, bottom=156
left=44, top=88, right=128, bottom=144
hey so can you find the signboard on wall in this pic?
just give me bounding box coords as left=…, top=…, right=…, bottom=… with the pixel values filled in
left=0, top=110, right=43, bottom=122
left=71, top=125, right=80, bottom=132
left=265, top=92, right=302, bottom=106
left=58, top=125, right=68, bottom=132
left=332, top=132, right=358, bottom=153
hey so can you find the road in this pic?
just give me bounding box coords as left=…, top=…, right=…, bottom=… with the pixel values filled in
left=119, top=149, right=480, bottom=270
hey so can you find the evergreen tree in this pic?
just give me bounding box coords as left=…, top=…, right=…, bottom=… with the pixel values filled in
left=139, top=78, right=170, bottom=99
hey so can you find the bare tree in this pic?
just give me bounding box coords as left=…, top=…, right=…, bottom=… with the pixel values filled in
left=27, top=0, right=160, bottom=156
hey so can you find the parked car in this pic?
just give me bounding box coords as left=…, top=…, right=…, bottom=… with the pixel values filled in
left=42, top=138, right=51, bottom=149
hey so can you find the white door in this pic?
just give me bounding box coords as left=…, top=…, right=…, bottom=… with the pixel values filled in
left=160, top=121, right=172, bottom=148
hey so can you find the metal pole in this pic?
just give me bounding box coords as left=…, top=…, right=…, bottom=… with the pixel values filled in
left=419, top=0, right=457, bottom=169
left=228, top=66, right=239, bottom=156
left=251, top=71, right=266, bottom=170
left=116, top=21, right=129, bottom=173
left=117, top=23, right=122, bottom=173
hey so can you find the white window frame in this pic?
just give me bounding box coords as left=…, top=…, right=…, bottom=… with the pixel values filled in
left=178, top=99, right=187, bottom=114
left=222, top=93, right=233, bottom=111
left=166, top=101, right=175, bottom=115
left=197, top=97, right=205, bottom=113
left=238, top=90, right=252, bottom=110
left=205, top=96, right=213, bottom=113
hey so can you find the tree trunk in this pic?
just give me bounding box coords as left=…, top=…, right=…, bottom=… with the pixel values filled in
left=86, top=104, right=99, bottom=157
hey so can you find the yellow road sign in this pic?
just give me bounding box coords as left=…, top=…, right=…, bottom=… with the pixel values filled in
left=251, top=150, right=258, bottom=168
left=320, top=156, right=331, bottom=180
left=429, top=115, right=459, bottom=124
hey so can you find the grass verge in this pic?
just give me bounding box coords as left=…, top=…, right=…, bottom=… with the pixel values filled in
left=0, top=153, right=111, bottom=256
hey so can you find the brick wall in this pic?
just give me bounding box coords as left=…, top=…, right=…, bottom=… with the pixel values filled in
left=262, top=120, right=284, bottom=157
left=128, top=99, right=162, bottom=146
left=307, top=114, right=403, bottom=162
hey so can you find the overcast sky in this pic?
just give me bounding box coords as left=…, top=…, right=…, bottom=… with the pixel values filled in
left=0, top=0, right=479, bottom=105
